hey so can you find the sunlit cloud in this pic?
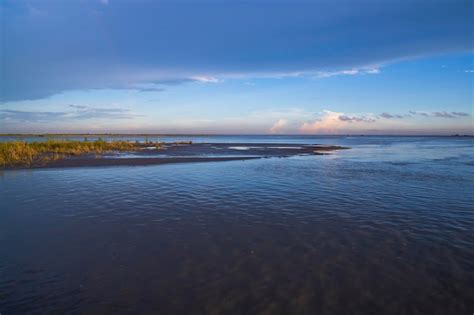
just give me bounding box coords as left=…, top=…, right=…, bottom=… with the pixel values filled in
left=300, top=110, right=344, bottom=133
left=298, top=109, right=471, bottom=134
left=269, top=119, right=288, bottom=134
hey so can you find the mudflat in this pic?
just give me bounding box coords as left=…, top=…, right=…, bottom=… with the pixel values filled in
left=2, top=143, right=348, bottom=170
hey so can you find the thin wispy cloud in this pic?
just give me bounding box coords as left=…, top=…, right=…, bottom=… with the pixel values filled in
left=69, top=105, right=87, bottom=109
left=315, top=68, right=381, bottom=79
left=409, top=111, right=430, bottom=117
left=0, top=106, right=140, bottom=122
left=409, top=111, right=471, bottom=118
left=131, top=83, right=166, bottom=92
left=433, top=111, right=457, bottom=118
left=0, top=110, right=67, bottom=122
left=191, top=76, right=220, bottom=83
left=338, top=115, right=376, bottom=123
left=380, top=113, right=406, bottom=119
left=451, top=112, right=470, bottom=117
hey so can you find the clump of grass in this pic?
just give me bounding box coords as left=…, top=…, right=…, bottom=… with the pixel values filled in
left=0, top=139, right=137, bottom=167
left=0, top=142, right=35, bottom=167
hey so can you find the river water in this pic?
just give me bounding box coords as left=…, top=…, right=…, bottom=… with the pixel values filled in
left=1, top=136, right=473, bottom=314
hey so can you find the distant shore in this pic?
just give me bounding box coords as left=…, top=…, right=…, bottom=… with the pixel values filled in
left=0, top=133, right=472, bottom=137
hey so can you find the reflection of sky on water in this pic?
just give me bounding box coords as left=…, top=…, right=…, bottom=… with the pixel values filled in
left=0, top=136, right=473, bottom=314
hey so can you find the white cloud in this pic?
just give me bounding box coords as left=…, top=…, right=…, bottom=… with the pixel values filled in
left=191, top=76, right=220, bottom=83
left=366, top=69, right=380, bottom=74
left=269, top=119, right=288, bottom=134
left=300, top=110, right=379, bottom=133
left=300, top=110, right=343, bottom=133
left=315, top=68, right=381, bottom=78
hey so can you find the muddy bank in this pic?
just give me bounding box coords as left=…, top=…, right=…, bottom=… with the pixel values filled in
left=2, top=143, right=348, bottom=170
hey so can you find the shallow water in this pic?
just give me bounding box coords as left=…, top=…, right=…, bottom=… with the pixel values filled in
left=1, top=136, right=473, bottom=314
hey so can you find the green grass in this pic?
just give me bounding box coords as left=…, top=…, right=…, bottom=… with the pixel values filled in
left=0, top=140, right=138, bottom=167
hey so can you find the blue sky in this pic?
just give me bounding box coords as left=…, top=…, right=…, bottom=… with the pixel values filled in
left=0, top=0, right=472, bottom=134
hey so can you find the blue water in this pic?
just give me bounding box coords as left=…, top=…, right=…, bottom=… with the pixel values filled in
left=1, top=136, right=473, bottom=314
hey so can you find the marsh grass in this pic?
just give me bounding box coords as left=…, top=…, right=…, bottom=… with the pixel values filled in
left=0, top=140, right=137, bottom=167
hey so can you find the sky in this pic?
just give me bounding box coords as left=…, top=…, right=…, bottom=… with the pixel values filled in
left=0, top=0, right=473, bottom=135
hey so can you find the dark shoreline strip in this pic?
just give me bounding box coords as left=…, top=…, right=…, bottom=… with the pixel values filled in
left=2, top=156, right=263, bottom=171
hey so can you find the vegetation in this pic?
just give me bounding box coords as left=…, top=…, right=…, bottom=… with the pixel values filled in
left=0, top=140, right=137, bottom=167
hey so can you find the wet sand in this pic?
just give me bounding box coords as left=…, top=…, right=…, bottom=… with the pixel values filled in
left=2, top=143, right=348, bottom=170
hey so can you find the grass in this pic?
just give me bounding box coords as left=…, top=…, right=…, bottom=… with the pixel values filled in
left=0, top=139, right=138, bottom=167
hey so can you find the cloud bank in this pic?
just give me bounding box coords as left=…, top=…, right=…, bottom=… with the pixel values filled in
left=1, top=0, right=472, bottom=101
left=1, top=106, right=471, bottom=135
left=299, top=110, right=471, bottom=134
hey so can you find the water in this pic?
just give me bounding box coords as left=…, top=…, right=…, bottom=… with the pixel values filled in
left=1, top=136, right=473, bottom=314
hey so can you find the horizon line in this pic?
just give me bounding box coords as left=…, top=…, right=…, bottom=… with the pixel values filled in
left=0, top=133, right=472, bottom=137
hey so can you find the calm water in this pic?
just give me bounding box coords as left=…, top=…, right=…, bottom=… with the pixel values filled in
left=1, top=136, right=473, bottom=314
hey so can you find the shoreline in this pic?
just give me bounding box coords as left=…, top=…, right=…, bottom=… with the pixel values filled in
left=2, top=156, right=263, bottom=170
left=0, top=134, right=472, bottom=138
left=1, top=142, right=348, bottom=170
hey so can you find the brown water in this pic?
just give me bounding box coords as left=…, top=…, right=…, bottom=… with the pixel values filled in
left=1, top=136, right=473, bottom=314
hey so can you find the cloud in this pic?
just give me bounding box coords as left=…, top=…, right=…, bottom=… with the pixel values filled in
left=191, top=76, right=220, bottom=83
left=299, top=108, right=471, bottom=134
left=380, top=112, right=406, bottom=119
left=155, top=108, right=314, bottom=134
left=2, top=105, right=471, bottom=134
left=315, top=68, right=381, bottom=78
left=269, top=119, right=288, bottom=134
left=409, top=110, right=470, bottom=118
left=0, top=110, right=67, bottom=122
left=409, top=110, right=430, bottom=117
left=100, top=0, right=109, bottom=5
left=69, top=104, right=87, bottom=109
left=300, top=110, right=345, bottom=133
left=0, top=0, right=471, bottom=101
left=365, top=69, right=381, bottom=74
left=433, top=111, right=457, bottom=118
left=299, top=110, right=377, bottom=134
left=0, top=106, right=139, bottom=122
left=451, top=111, right=470, bottom=117
left=338, top=114, right=376, bottom=123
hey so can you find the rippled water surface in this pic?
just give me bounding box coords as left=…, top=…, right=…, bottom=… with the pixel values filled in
left=1, top=136, right=473, bottom=314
